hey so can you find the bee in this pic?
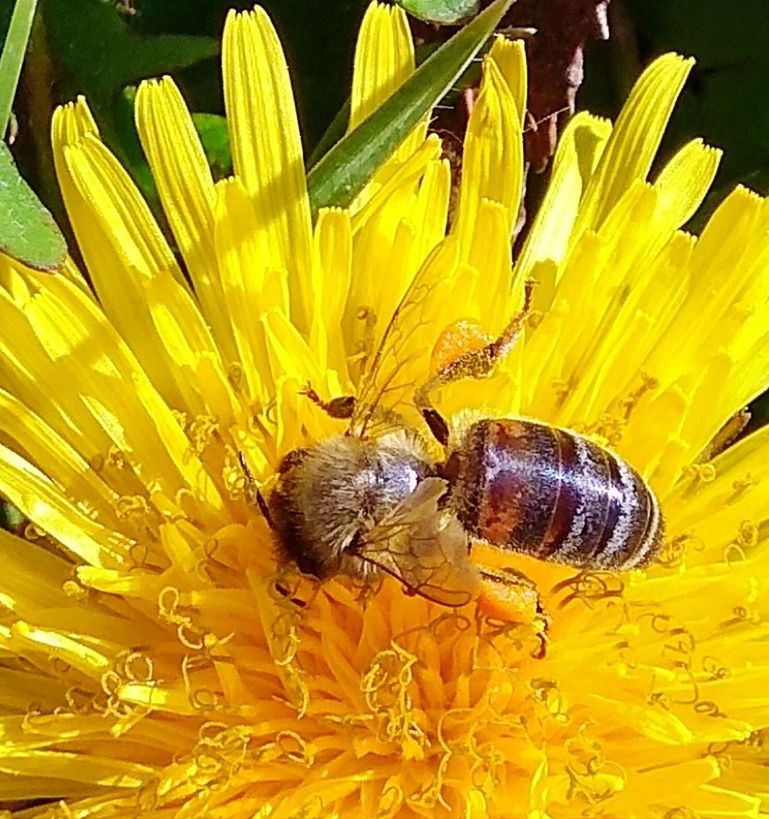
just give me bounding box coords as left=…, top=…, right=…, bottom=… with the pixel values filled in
left=248, top=242, right=663, bottom=623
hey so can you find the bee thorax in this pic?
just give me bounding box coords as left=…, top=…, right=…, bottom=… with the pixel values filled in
left=267, top=433, right=434, bottom=580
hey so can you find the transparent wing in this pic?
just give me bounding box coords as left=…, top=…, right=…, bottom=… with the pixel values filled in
left=356, top=477, right=480, bottom=607
left=351, top=239, right=457, bottom=436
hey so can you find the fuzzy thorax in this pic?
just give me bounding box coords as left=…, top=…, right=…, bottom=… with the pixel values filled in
left=268, top=431, right=435, bottom=579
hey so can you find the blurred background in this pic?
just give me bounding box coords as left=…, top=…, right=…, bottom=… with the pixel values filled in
left=1, top=0, right=768, bottom=530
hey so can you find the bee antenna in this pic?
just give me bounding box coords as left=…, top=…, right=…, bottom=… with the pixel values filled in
left=238, top=451, right=276, bottom=530
left=237, top=449, right=250, bottom=474
left=256, top=490, right=276, bottom=530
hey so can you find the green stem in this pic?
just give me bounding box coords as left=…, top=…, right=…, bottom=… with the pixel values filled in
left=0, top=0, right=39, bottom=140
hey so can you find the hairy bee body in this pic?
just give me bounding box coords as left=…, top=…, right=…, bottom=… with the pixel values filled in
left=269, top=431, right=435, bottom=580
left=267, top=417, right=662, bottom=592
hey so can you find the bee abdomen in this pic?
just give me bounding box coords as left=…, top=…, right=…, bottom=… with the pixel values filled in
left=452, top=419, right=662, bottom=570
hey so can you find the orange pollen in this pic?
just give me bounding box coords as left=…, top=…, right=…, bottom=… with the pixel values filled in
left=431, top=318, right=490, bottom=373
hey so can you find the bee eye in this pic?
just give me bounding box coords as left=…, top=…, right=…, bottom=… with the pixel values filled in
left=277, top=449, right=308, bottom=474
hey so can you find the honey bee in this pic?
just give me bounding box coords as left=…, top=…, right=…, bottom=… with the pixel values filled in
left=249, top=243, right=663, bottom=621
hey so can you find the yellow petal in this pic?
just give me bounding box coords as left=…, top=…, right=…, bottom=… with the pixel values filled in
left=50, top=96, right=99, bottom=237
left=0, top=748, right=152, bottom=788
left=135, top=76, right=238, bottom=362
left=488, top=36, right=527, bottom=128
left=515, top=112, right=611, bottom=290
left=213, top=177, right=287, bottom=404
left=453, top=56, right=523, bottom=258
left=349, top=133, right=443, bottom=234
left=310, top=208, right=353, bottom=377
left=576, top=53, right=694, bottom=232
left=24, top=273, right=225, bottom=512
left=0, top=444, right=132, bottom=567
left=0, top=388, right=123, bottom=528
left=58, top=130, right=196, bottom=404
left=61, top=133, right=185, bottom=287
left=142, top=270, right=239, bottom=423
left=222, top=6, right=312, bottom=330
left=653, top=138, right=722, bottom=228
left=0, top=528, right=73, bottom=612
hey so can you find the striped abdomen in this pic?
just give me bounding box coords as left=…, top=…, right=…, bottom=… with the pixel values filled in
left=446, top=418, right=662, bottom=569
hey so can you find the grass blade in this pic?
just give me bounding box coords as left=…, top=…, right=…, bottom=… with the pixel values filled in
left=0, top=0, right=38, bottom=139
left=307, top=0, right=515, bottom=217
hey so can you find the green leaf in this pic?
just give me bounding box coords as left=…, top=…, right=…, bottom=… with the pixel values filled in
left=41, top=0, right=218, bottom=200
left=396, top=0, right=479, bottom=25
left=307, top=0, right=515, bottom=217
left=192, top=113, right=232, bottom=177
left=0, top=0, right=38, bottom=139
left=0, top=142, right=66, bottom=270
left=42, top=0, right=218, bottom=100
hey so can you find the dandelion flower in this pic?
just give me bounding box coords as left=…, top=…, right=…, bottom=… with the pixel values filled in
left=1, top=3, right=768, bottom=816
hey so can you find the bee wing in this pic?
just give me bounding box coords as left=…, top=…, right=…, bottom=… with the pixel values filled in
left=351, top=239, right=457, bottom=436
left=356, top=477, right=480, bottom=607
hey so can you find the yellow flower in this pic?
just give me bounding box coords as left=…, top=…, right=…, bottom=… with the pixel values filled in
left=1, top=3, right=768, bottom=816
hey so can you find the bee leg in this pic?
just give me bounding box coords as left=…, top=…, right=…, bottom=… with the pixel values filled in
left=531, top=597, right=550, bottom=660
left=475, top=563, right=549, bottom=658
left=300, top=383, right=356, bottom=420
left=482, top=279, right=535, bottom=364
left=300, top=383, right=405, bottom=434
left=416, top=281, right=534, bottom=444
left=422, top=407, right=450, bottom=447
left=273, top=578, right=308, bottom=608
